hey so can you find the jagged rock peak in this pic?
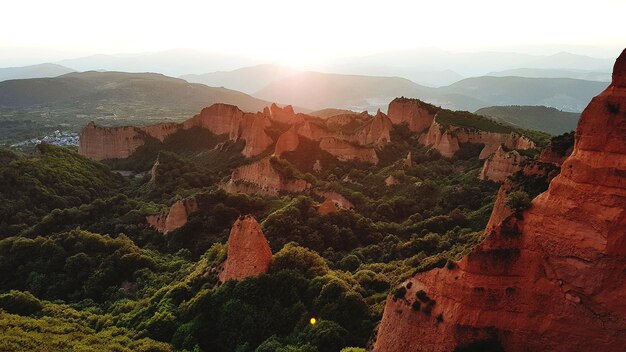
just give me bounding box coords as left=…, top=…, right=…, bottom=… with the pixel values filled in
left=613, top=48, right=626, bottom=87
left=219, top=215, right=273, bottom=282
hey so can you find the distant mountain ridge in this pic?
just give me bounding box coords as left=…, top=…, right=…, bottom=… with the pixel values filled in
left=0, top=71, right=271, bottom=112
left=253, top=71, right=607, bottom=113
left=0, top=63, right=74, bottom=82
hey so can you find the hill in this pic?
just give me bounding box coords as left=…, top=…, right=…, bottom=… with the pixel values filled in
left=0, top=63, right=74, bottom=82
left=181, top=64, right=300, bottom=94
left=253, top=70, right=607, bottom=114
left=438, top=76, right=607, bottom=112
left=254, top=71, right=432, bottom=111
left=486, top=68, right=610, bottom=82
left=56, top=48, right=256, bottom=76
left=0, top=71, right=272, bottom=145
left=475, top=105, right=580, bottom=135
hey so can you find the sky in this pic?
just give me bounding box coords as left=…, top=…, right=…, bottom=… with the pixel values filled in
left=1, top=0, right=625, bottom=66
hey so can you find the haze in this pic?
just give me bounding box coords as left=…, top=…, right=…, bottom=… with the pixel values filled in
left=1, top=0, right=625, bottom=68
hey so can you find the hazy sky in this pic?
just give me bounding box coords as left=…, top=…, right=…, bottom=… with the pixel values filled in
left=1, top=0, right=625, bottom=66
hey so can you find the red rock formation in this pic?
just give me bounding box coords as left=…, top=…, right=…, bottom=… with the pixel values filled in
left=297, top=120, right=337, bottom=141
left=79, top=122, right=147, bottom=161
left=269, top=103, right=304, bottom=124
left=313, top=190, right=354, bottom=209
left=419, top=119, right=535, bottom=159
left=224, top=157, right=311, bottom=196
left=183, top=103, right=244, bottom=135
left=353, top=110, right=393, bottom=146
left=419, top=121, right=460, bottom=157
left=319, top=137, right=379, bottom=164
left=385, top=175, right=400, bottom=186
left=312, top=159, right=322, bottom=172
left=235, top=113, right=274, bottom=157
left=387, top=97, right=437, bottom=133
left=326, top=113, right=367, bottom=128
left=479, top=145, right=525, bottom=182
left=274, top=125, right=300, bottom=156
left=318, top=198, right=339, bottom=215
left=140, top=123, right=180, bottom=141
left=146, top=198, right=199, bottom=234
left=373, top=49, right=626, bottom=352
left=219, top=215, right=272, bottom=282
left=404, top=152, right=412, bottom=168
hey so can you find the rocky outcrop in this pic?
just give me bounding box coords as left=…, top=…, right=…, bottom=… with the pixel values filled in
left=319, top=137, right=379, bottom=164
left=318, top=198, right=339, bottom=215
left=373, top=49, right=626, bottom=352
left=79, top=122, right=147, bottom=161
left=234, top=113, right=274, bottom=157
left=274, top=125, right=300, bottom=156
left=385, top=175, right=400, bottom=186
left=146, top=198, right=199, bottom=234
left=183, top=103, right=244, bottom=135
left=419, top=119, right=535, bottom=159
left=404, top=152, right=412, bottom=168
left=539, top=132, right=575, bottom=166
left=80, top=103, right=275, bottom=160
left=419, top=120, right=460, bottom=157
left=313, top=190, right=354, bottom=209
left=479, top=145, right=525, bottom=182
left=219, top=215, right=272, bottom=282
left=269, top=103, right=304, bottom=125
left=224, top=157, right=311, bottom=196
left=387, top=97, right=437, bottom=133
left=296, top=120, right=337, bottom=141
left=326, top=112, right=368, bottom=128
left=353, top=110, right=393, bottom=146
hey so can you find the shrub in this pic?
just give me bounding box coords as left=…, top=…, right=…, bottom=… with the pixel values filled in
left=0, top=290, right=43, bottom=316
left=416, top=290, right=430, bottom=303
left=505, top=191, right=531, bottom=211
left=411, top=301, right=421, bottom=311
left=392, top=286, right=407, bottom=301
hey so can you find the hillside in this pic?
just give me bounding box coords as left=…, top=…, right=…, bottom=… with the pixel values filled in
left=0, top=63, right=74, bottom=82
left=181, top=64, right=300, bottom=94
left=253, top=70, right=607, bottom=114
left=475, top=105, right=580, bottom=134
left=254, top=71, right=432, bottom=111
left=440, top=76, right=606, bottom=112
left=486, top=68, right=610, bottom=81
left=0, top=71, right=272, bottom=145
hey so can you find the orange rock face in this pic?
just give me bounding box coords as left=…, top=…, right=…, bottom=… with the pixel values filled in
left=318, top=198, right=339, bottom=215
left=219, top=215, right=272, bottom=282
left=183, top=103, right=245, bottom=135
left=269, top=103, right=304, bottom=124
left=146, top=198, right=199, bottom=234
left=387, top=97, right=437, bottom=133
left=353, top=110, right=393, bottom=146
left=79, top=123, right=146, bottom=161
left=373, top=49, right=626, bottom=352
left=479, top=145, right=525, bottom=182
left=385, top=175, right=400, bottom=186
left=235, top=113, right=274, bottom=157
left=319, top=137, right=379, bottom=164
left=419, top=119, right=535, bottom=159
left=313, top=190, right=354, bottom=209
left=274, top=125, right=300, bottom=156
left=224, top=157, right=311, bottom=196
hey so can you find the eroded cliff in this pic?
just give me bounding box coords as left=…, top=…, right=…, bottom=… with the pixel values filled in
left=219, top=215, right=272, bottom=282
left=373, top=49, right=626, bottom=352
